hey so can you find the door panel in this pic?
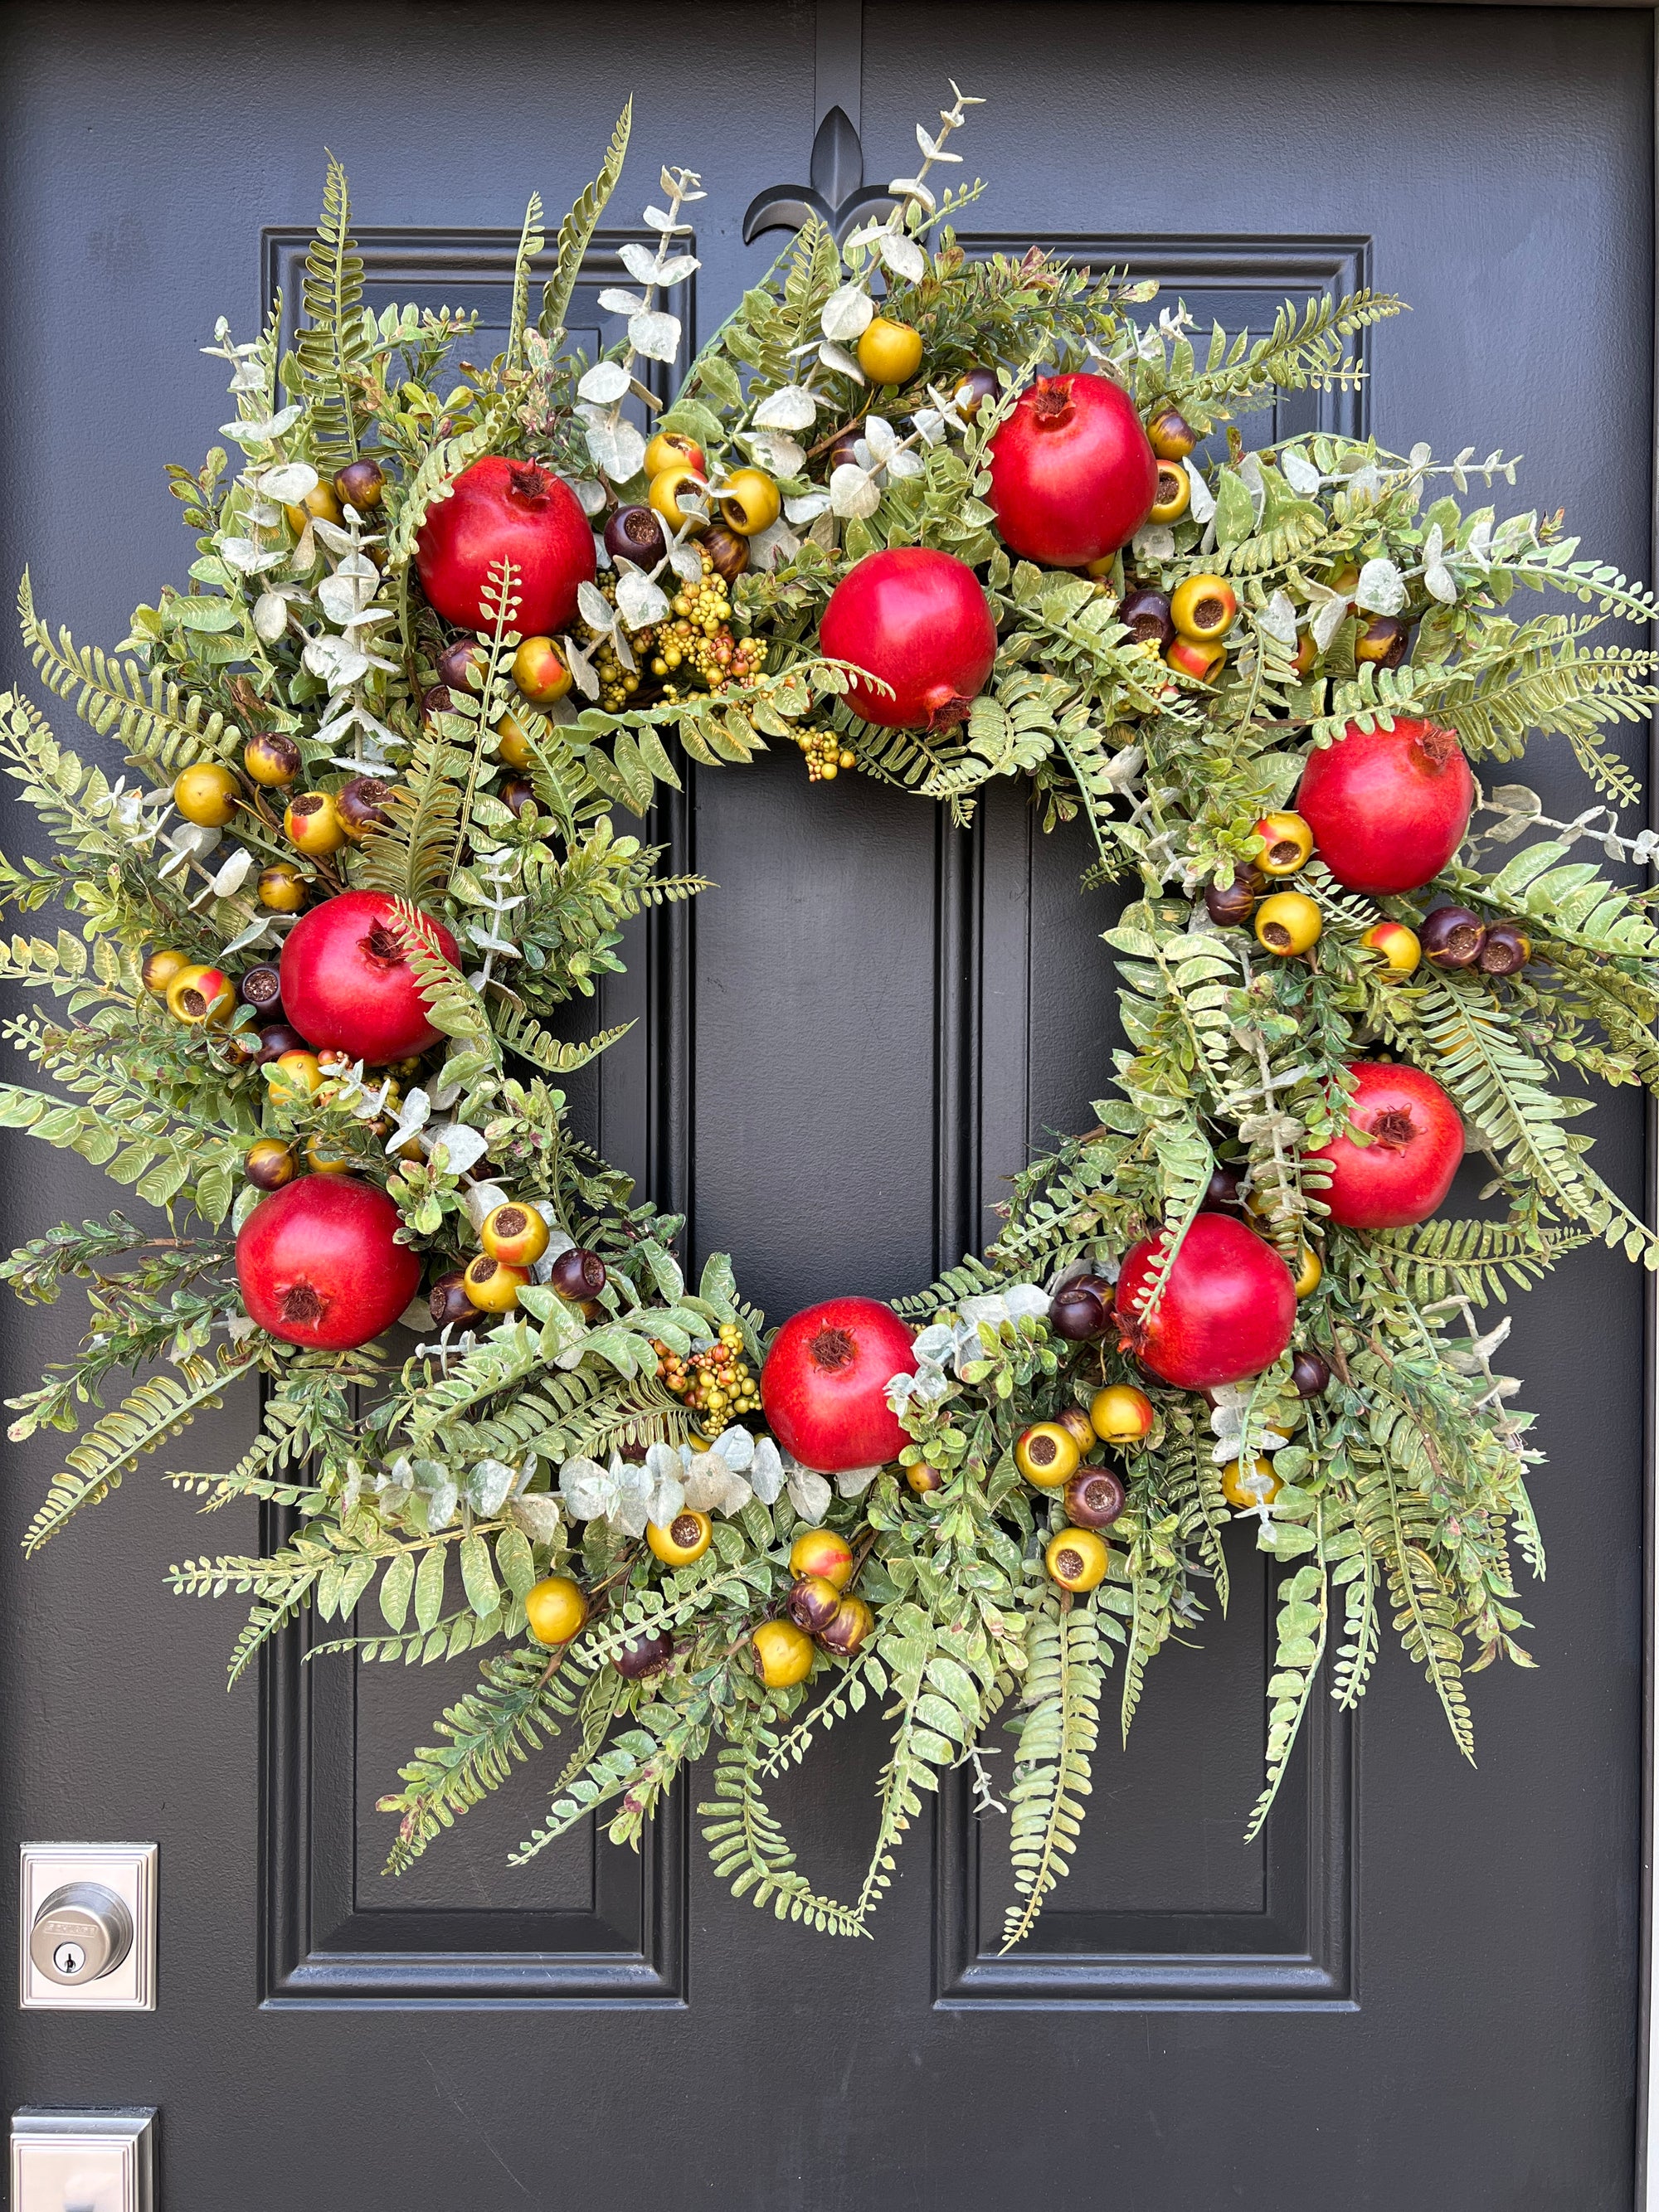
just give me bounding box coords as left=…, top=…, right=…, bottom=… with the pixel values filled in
left=0, top=4, right=1649, bottom=2207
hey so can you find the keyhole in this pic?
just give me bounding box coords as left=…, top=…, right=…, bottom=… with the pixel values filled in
left=52, top=1940, right=85, bottom=1976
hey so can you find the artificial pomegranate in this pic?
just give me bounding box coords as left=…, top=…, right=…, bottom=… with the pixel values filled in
left=818, top=549, right=996, bottom=732
left=280, top=889, right=460, bottom=1064
left=985, top=372, right=1158, bottom=568
left=760, top=1296, right=917, bottom=1471
left=1117, top=1213, right=1297, bottom=1392
left=1307, top=1062, right=1463, bottom=1230
left=1297, top=718, right=1475, bottom=895
left=414, top=456, right=594, bottom=635
left=236, top=1175, right=420, bottom=1351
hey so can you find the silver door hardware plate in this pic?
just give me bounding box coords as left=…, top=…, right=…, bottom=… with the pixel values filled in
left=11, top=2108, right=155, bottom=2212
left=18, top=1847, right=155, bottom=2011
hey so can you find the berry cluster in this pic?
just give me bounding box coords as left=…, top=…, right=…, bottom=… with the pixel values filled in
left=795, top=727, right=858, bottom=783
left=648, top=557, right=762, bottom=700
left=650, top=1320, right=761, bottom=1421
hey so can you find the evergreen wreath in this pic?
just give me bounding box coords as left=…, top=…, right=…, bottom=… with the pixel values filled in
left=5, top=89, right=1657, bottom=1944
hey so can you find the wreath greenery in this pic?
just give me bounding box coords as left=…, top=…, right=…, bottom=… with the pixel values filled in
left=5, top=89, right=1658, bottom=1944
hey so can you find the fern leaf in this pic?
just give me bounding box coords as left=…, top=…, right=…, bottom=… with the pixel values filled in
left=541, top=104, right=632, bottom=340
left=1001, top=1594, right=1102, bottom=1949
left=23, top=1354, right=252, bottom=1554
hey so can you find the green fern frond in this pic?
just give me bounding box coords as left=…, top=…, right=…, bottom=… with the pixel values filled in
left=17, top=573, right=241, bottom=775
left=23, top=1354, right=252, bottom=1554
left=698, top=1733, right=867, bottom=1936
left=296, top=153, right=367, bottom=467
left=1002, top=1593, right=1103, bottom=1949
left=378, top=1642, right=580, bottom=1874
left=540, top=103, right=632, bottom=341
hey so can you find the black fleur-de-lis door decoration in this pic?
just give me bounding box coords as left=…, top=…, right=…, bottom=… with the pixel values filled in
left=742, top=105, right=900, bottom=247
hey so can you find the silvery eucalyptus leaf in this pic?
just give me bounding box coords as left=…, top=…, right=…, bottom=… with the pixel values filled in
left=629, top=309, right=682, bottom=362
left=509, top=1495, right=562, bottom=1544
left=577, top=359, right=631, bottom=404
left=597, top=289, right=645, bottom=315
left=253, top=592, right=291, bottom=642
left=615, top=567, right=670, bottom=630
left=753, top=384, right=818, bottom=431
left=785, top=492, right=832, bottom=524
left=466, top=1459, right=518, bottom=1517
left=1258, top=591, right=1298, bottom=648
left=1183, top=462, right=1217, bottom=525
left=668, top=542, right=703, bottom=583
left=821, top=283, right=875, bottom=341
left=743, top=430, right=806, bottom=476
left=425, top=1123, right=489, bottom=1178
left=885, top=449, right=924, bottom=480
left=619, top=241, right=663, bottom=285
left=1132, top=524, right=1175, bottom=563
left=862, top=415, right=898, bottom=464
left=878, top=231, right=926, bottom=282
left=830, top=462, right=881, bottom=519
left=786, top=1467, right=833, bottom=1523
left=577, top=580, right=617, bottom=630
left=583, top=413, right=646, bottom=482
left=747, top=1437, right=785, bottom=1505
left=817, top=342, right=865, bottom=384
left=1279, top=449, right=1322, bottom=497
left=1354, top=557, right=1406, bottom=615
left=744, top=518, right=800, bottom=570
left=257, top=462, right=319, bottom=503
left=654, top=253, right=699, bottom=287
left=209, top=848, right=255, bottom=897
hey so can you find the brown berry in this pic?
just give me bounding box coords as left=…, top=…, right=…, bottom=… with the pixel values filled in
left=788, top=1575, right=844, bottom=1634
left=548, top=1247, right=607, bottom=1300
left=1204, top=870, right=1259, bottom=927
left=333, top=458, right=386, bottom=513
left=1204, top=1163, right=1247, bottom=1212
left=615, top=1628, right=675, bottom=1680
left=1291, top=1349, right=1331, bottom=1398
left=604, top=504, right=668, bottom=566
left=1477, top=920, right=1530, bottom=976
left=428, top=1269, right=483, bottom=1330
left=1420, top=904, right=1486, bottom=970
left=702, top=523, right=751, bottom=585
left=336, top=775, right=392, bottom=839
left=245, top=1139, right=296, bottom=1191
left=1048, top=1285, right=1110, bottom=1341
left=436, top=640, right=488, bottom=693
left=1119, top=587, right=1175, bottom=650
left=1063, top=1466, right=1126, bottom=1529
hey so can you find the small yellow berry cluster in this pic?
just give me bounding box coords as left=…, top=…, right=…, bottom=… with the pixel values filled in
left=796, top=727, right=857, bottom=783
left=651, top=1320, right=761, bottom=1422
left=648, top=558, right=762, bottom=699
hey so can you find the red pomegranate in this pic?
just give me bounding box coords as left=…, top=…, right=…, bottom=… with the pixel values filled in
left=415, top=456, right=595, bottom=635
left=761, top=1296, right=917, bottom=1471
left=1297, top=718, right=1474, bottom=895
left=280, top=890, right=460, bottom=1064
left=1308, top=1062, right=1464, bottom=1229
left=236, top=1175, right=421, bottom=1350
left=818, top=548, right=996, bottom=730
left=985, top=372, right=1158, bottom=568
left=1117, top=1213, right=1296, bottom=1391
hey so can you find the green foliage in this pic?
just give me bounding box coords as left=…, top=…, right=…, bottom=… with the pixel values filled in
left=1002, top=1594, right=1103, bottom=1948
left=296, top=154, right=367, bottom=467
left=2, top=105, right=1655, bottom=1951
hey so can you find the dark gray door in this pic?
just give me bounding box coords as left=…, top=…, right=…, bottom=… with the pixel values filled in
left=0, top=4, right=1649, bottom=2206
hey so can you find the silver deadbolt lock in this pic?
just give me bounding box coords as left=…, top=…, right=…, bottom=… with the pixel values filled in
left=28, top=1884, right=133, bottom=1987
